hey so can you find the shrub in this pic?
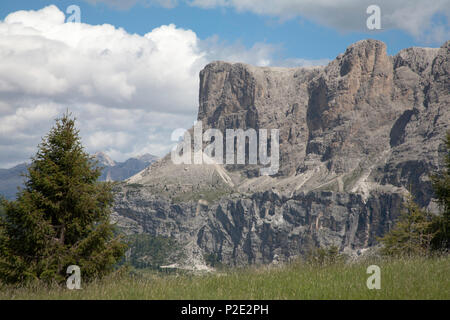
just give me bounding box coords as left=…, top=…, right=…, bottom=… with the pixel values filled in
left=305, top=245, right=346, bottom=266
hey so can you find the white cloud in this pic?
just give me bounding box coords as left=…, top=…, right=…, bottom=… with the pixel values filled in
left=275, top=58, right=331, bottom=68
left=0, top=5, right=324, bottom=168
left=82, top=0, right=450, bottom=42
left=200, top=36, right=280, bottom=67
left=189, top=0, right=450, bottom=43
left=84, top=0, right=179, bottom=10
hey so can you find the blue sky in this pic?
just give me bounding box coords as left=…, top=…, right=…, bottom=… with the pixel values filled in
left=0, top=0, right=448, bottom=168
left=0, top=0, right=440, bottom=60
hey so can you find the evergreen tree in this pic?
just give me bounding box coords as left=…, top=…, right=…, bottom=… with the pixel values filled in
left=378, top=194, right=434, bottom=257
left=0, top=112, right=126, bottom=284
left=0, top=199, right=7, bottom=260
left=430, top=131, right=450, bottom=250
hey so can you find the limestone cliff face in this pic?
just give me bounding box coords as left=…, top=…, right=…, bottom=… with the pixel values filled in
left=114, top=39, right=449, bottom=268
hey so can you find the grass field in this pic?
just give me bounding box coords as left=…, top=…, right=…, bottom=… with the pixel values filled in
left=0, top=256, right=448, bottom=300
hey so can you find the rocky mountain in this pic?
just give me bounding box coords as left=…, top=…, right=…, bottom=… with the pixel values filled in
left=112, top=39, right=448, bottom=269
left=94, top=151, right=117, bottom=167
left=94, top=152, right=159, bottom=182
left=0, top=153, right=158, bottom=200
left=0, top=163, right=28, bottom=200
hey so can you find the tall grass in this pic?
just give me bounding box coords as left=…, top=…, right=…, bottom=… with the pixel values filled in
left=0, top=256, right=448, bottom=300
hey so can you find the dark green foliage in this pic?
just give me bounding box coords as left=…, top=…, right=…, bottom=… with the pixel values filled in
left=378, top=194, right=434, bottom=257
left=0, top=199, right=7, bottom=259
left=0, top=112, right=126, bottom=284
left=204, top=253, right=223, bottom=269
left=306, top=245, right=346, bottom=266
left=430, top=131, right=450, bottom=250
left=123, top=234, right=181, bottom=269
left=378, top=132, right=450, bottom=256
left=0, top=199, right=5, bottom=217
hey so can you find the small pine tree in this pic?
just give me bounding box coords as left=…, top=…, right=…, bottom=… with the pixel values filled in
left=0, top=112, right=126, bottom=284
left=306, top=245, right=346, bottom=266
left=430, top=131, right=450, bottom=250
left=378, top=194, right=434, bottom=257
left=0, top=199, right=7, bottom=260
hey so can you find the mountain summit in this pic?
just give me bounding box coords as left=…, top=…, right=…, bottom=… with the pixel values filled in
left=113, top=39, right=449, bottom=269
left=93, top=152, right=158, bottom=182
left=94, top=151, right=116, bottom=167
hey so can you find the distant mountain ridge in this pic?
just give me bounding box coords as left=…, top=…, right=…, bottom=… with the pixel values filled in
left=0, top=163, right=28, bottom=201
left=94, top=152, right=159, bottom=182
left=94, top=151, right=116, bottom=167
left=0, top=152, right=158, bottom=200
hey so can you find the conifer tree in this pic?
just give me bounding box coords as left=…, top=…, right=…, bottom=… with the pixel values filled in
left=430, top=131, right=450, bottom=250
left=378, top=194, right=434, bottom=257
left=0, top=112, right=126, bottom=284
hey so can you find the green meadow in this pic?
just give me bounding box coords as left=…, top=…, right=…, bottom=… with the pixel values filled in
left=1, top=256, right=448, bottom=300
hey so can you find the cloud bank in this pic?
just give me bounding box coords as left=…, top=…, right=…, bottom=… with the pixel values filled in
left=190, top=0, right=450, bottom=43
left=0, top=5, right=325, bottom=168
left=86, top=0, right=449, bottom=43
